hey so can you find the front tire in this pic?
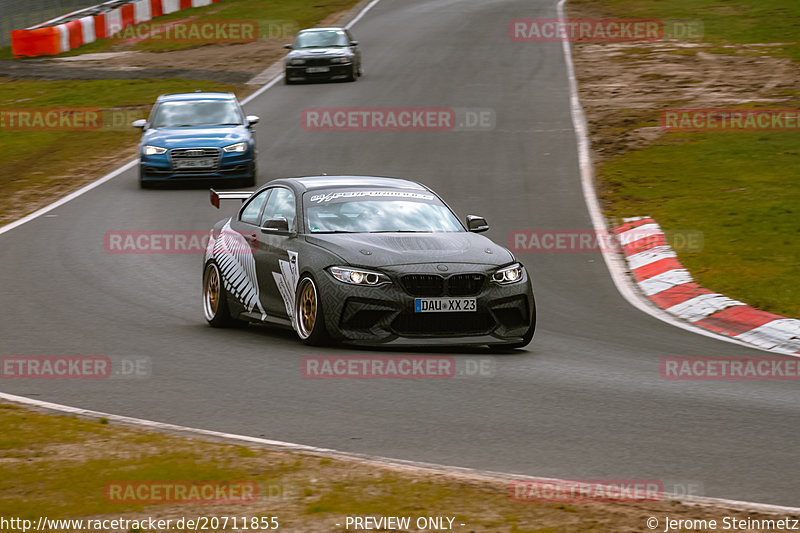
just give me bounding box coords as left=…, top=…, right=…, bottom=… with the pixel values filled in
left=139, top=167, right=151, bottom=189
left=203, top=261, right=244, bottom=328
left=294, top=275, right=330, bottom=345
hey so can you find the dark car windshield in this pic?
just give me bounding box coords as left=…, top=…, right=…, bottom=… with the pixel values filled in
left=294, top=30, right=348, bottom=48
left=304, top=190, right=464, bottom=233
left=150, top=99, right=243, bottom=128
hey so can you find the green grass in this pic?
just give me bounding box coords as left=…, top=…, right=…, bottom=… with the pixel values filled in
left=601, top=131, right=800, bottom=318
left=570, top=0, right=800, bottom=61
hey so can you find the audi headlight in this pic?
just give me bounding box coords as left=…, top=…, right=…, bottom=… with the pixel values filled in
left=290, top=58, right=306, bottom=65
left=222, top=142, right=248, bottom=153
left=143, top=145, right=167, bottom=156
left=328, top=266, right=390, bottom=286
left=492, top=263, right=524, bottom=284
left=330, top=56, right=351, bottom=64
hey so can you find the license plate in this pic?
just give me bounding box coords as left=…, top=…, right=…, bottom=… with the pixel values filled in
left=306, top=66, right=330, bottom=73
left=414, top=298, right=477, bottom=313
left=174, top=158, right=214, bottom=169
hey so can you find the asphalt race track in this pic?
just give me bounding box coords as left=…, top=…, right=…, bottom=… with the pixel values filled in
left=1, top=0, right=798, bottom=507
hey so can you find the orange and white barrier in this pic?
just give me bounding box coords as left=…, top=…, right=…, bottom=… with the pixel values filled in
left=11, top=0, right=225, bottom=57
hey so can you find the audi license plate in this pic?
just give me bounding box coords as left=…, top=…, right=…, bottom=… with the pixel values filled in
left=414, top=298, right=477, bottom=313
left=174, top=158, right=214, bottom=169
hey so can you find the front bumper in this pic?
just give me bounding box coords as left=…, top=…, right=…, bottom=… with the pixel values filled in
left=286, top=63, right=354, bottom=82
left=139, top=151, right=255, bottom=183
left=315, top=263, right=534, bottom=346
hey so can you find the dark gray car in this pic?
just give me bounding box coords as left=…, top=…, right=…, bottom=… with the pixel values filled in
left=283, top=27, right=362, bottom=84
left=203, top=176, right=535, bottom=349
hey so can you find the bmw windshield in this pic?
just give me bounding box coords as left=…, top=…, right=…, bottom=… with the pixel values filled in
left=304, top=190, right=464, bottom=233
left=150, top=100, right=244, bottom=128
left=294, top=30, right=348, bottom=48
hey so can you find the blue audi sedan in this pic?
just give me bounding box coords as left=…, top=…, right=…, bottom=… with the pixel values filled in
left=133, top=92, right=259, bottom=188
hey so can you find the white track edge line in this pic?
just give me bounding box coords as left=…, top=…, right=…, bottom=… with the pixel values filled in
left=2, top=391, right=798, bottom=515
left=555, top=0, right=797, bottom=358
left=0, top=159, right=137, bottom=236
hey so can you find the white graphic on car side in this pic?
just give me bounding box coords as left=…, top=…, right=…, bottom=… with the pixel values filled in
left=210, top=219, right=267, bottom=320
left=273, top=250, right=299, bottom=326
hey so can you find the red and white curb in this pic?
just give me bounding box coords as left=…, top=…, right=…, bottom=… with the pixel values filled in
left=11, top=0, right=223, bottom=57
left=614, top=217, right=800, bottom=355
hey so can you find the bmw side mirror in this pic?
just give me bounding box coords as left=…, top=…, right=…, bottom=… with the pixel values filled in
left=262, top=217, right=289, bottom=233
left=350, top=40, right=359, bottom=46
left=132, top=119, right=147, bottom=129
left=466, top=215, right=489, bottom=233
left=246, top=115, right=260, bottom=126
left=283, top=44, right=292, bottom=49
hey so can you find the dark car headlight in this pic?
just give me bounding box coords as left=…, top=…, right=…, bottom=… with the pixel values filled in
left=328, top=266, right=391, bottom=286
left=330, top=56, right=351, bottom=64
left=222, top=142, right=248, bottom=153
left=492, top=263, right=524, bottom=285
left=290, top=59, right=306, bottom=65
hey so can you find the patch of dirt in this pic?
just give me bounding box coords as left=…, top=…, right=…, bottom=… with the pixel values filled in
left=0, top=144, right=138, bottom=227
left=568, top=5, right=800, bottom=167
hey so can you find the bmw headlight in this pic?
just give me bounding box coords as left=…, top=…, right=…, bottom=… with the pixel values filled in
left=492, top=263, right=524, bottom=284
left=290, top=58, right=306, bottom=65
left=329, top=266, right=390, bottom=286
left=143, top=145, right=167, bottom=156
left=222, top=142, right=248, bottom=153
left=330, top=56, right=351, bottom=64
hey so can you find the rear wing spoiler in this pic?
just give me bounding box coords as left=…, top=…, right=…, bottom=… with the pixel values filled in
left=210, top=189, right=252, bottom=208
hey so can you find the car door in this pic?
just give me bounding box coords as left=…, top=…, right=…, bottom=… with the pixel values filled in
left=217, top=188, right=271, bottom=317
left=255, top=186, right=300, bottom=319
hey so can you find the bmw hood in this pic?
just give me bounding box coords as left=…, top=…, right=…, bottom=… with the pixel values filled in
left=305, top=232, right=514, bottom=268
left=142, top=126, right=249, bottom=149
left=288, top=48, right=351, bottom=59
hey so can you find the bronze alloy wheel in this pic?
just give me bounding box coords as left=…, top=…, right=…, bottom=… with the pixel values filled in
left=203, top=263, right=221, bottom=321
left=296, top=278, right=318, bottom=338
